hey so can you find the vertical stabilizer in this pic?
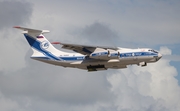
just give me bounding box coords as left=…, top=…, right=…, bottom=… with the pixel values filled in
left=14, top=26, right=64, bottom=60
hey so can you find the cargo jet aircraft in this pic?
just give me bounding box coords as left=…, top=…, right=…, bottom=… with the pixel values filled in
left=14, top=26, right=162, bottom=71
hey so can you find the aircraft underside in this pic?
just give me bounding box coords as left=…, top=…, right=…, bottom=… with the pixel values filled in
left=32, top=56, right=158, bottom=72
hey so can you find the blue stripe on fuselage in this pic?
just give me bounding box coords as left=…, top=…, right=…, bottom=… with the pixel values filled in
left=120, top=52, right=157, bottom=57
left=60, top=56, right=84, bottom=61
left=32, top=52, right=157, bottom=62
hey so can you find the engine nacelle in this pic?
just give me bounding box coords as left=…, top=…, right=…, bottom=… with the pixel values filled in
left=108, top=51, right=120, bottom=58
left=90, top=51, right=109, bottom=59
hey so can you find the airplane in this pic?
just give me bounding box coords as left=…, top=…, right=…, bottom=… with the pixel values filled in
left=14, top=26, right=162, bottom=72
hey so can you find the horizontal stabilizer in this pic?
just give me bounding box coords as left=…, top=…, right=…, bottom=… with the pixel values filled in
left=13, top=26, right=50, bottom=34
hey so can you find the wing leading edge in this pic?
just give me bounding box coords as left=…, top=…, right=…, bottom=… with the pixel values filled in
left=52, top=42, right=119, bottom=55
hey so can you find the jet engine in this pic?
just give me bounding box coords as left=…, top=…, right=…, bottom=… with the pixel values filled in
left=90, top=51, right=109, bottom=59
left=108, top=51, right=120, bottom=58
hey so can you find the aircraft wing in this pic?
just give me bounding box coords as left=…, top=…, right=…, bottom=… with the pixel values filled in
left=52, top=42, right=119, bottom=55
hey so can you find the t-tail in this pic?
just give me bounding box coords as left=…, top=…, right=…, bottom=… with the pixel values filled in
left=14, top=26, right=64, bottom=61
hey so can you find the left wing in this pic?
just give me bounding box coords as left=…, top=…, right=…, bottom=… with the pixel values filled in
left=51, top=42, right=119, bottom=55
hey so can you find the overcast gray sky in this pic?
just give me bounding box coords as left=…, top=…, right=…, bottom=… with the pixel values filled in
left=0, top=0, right=180, bottom=111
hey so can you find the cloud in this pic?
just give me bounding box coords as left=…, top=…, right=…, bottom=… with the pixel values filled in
left=0, top=0, right=180, bottom=111
left=0, top=91, right=31, bottom=111
left=159, top=46, right=180, bottom=61
left=72, top=22, right=120, bottom=47
left=0, top=51, right=114, bottom=105
left=164, top=55, right=180, bottom=61
left=160, top=46, right=172, bottom=55
left=1, top=39, right=180, bottom=111
left=27, top=0, right=180, bottom=46
left=107, top=48, right=180, bottom=111
left=0, top=0, right=33, bottom=71
left=0, top=0, right=33, bottom=30
left=107, top=0, right=180, bottom=46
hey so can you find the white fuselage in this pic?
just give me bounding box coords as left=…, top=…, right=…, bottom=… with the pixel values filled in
left=31, top=48, right=162, bottom=71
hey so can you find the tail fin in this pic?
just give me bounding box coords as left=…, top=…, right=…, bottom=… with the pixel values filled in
left=14, top=26, right=63, bottom=60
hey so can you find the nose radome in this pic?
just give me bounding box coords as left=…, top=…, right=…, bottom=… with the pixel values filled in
left=158, top=53, right=162, bottom=59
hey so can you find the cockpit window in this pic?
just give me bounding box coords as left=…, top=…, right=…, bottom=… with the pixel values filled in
left=148, top=49, right=158, bottom=53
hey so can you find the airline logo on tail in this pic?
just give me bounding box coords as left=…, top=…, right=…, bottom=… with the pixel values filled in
left=41, top=41, right=49, bottom=49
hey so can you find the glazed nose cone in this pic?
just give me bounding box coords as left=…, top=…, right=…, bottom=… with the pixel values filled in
left=157, top=53, right=162, bottom=61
